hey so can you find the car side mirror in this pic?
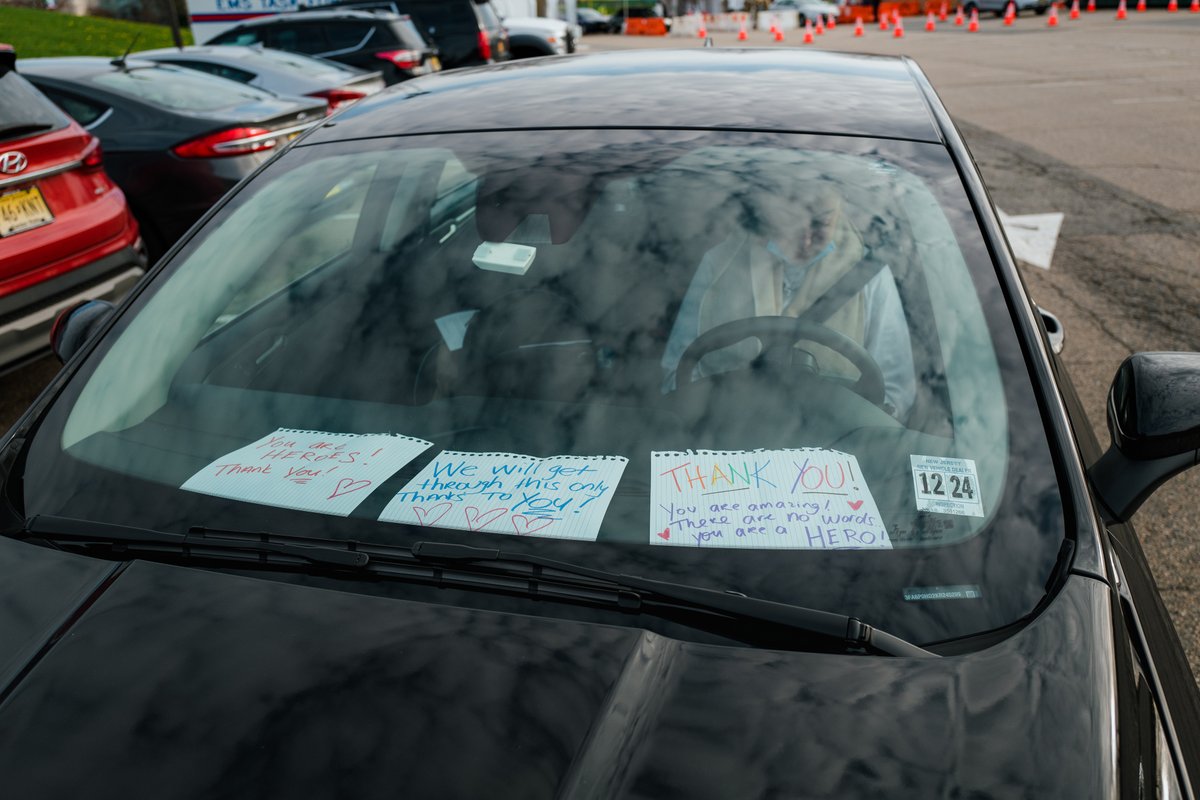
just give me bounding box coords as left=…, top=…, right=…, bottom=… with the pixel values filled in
left=1089, top=352, right=1200, bottom=523
left=50, top=299, right=114, bottom=364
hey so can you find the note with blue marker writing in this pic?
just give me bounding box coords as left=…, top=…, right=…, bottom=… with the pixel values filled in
left=650, top=448, right=891, bottom=549
left=379, top=451, right=628, bottom=541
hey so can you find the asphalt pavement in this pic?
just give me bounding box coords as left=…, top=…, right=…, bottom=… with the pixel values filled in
left=2, top=11, right=1198, bottom=673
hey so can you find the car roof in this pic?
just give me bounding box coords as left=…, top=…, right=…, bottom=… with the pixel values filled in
left=135, top=45, right=356, bottom=71
left=16, top=56, right=172, bottom=80
left=226, top=8, right=404, bottom=26
left=303, top=49, right=943, bottom=144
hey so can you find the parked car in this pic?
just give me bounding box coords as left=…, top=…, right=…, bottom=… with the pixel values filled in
left=134, top=45, right=386, bottom=115
left=205, top=9, right=441, bottom=85
left=502, top=15, right=576, bottom=57
left=769, top=0, right=842, bottom=24
left=607, top=5, right=673, bottom=33
left=3, top=49, right=1198, bottom=797
left=0, top=46, right=144, bottom=370
left=575, top=6, right=612, bottom=34
left=19, top=57, right=326, bottom=260
left=963, top=0, right=1053, bottom=15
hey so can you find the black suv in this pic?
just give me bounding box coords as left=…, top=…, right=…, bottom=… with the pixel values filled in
left=321, top=0, right=510, bottom=70
left=207, top=9, right=440, bottom=85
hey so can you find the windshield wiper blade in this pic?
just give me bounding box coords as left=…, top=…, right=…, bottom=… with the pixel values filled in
left=410, top=541, right=936, bottom=658
left=22, top=515, right=368, bottom=568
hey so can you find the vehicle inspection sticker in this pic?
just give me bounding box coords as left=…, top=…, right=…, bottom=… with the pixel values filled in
left=910, top=455, right=984, bottom=518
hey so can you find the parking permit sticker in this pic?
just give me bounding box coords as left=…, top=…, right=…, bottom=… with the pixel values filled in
left=910, top=455, right=985, bottom=517
left=182, top=428, right=432, bottom=516
left=379, top=452, right=628, bottom=541
left=650, top=449, right=891, bottom=549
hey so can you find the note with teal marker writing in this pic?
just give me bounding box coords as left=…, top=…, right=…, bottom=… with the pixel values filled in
left=650, top=448, right=891, bottom=549
left=379, top=451, right=628, bottom=541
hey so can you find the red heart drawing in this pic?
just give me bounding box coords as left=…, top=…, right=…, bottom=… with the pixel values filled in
left=327, top=478, right=371, bottom=500
left=414, top=502, right=453, bottom=527
left=657, top=527, right=671, bottom=540
left=464, top=506, right=508, bottom=531
left=848, top=500, right=864, bottom=511
left=511, top=515, right=555, bottom=535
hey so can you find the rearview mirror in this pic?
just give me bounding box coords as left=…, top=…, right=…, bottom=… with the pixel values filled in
left=50, top=300, right=114, bottom=364
left=1089, top=352, right=1200, bottom=523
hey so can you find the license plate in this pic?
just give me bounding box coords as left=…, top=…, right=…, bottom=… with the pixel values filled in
left=430, top=56, right=442, bottom=71
left=0, top=185, right=54, bottom=237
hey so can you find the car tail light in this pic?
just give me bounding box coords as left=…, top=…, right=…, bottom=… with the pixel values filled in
left=307, top=88, right=367, bottom=115
left=172, top=127, right=277, bottom=159
left=81, top=136, right=104, bottom=170
left=374, top=49, right=420, bottom=70
left=477, top=30, right=492, bottom=61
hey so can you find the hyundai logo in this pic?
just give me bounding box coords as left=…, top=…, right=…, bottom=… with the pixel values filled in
left=0, top=151, right=28, bottom=175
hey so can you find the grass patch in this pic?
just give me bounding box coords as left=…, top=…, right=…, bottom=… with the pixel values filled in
left=0, top=7, right=193, bottom=58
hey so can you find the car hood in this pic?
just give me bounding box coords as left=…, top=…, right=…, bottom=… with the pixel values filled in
left=0, top=538, right=1117, bottom=799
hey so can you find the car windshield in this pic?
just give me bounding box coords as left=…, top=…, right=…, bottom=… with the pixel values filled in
left=0, top=69, right=69, bottom=140
left=17, top=129, right=1066, bottom=647
left=92, top=65, right=277, bottom=112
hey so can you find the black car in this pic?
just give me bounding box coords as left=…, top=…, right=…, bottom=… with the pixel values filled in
left=3, top=50, right=1199, bottom=798
left=134, top=45, right=386, bottom=114
left=575, top=7, right=612, bottom=34
left=206, top=9, right=441, bottom=85
left=18, top=58, right=325, bottom=259
left=366, top=0, right=511, bottom=70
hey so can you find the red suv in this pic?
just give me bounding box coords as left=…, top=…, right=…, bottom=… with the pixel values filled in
left=0, top=45, right=145, bottom=370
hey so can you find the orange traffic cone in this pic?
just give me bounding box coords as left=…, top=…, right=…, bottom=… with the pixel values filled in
left=893, top=13, right=905, bottom=36
left=737, top=19, right=748, bottom=39
left=854, top=15, right=865, bottom=34
left=926, top=10, right=937, bottom=29
left=1191, top=0, right=1199, bottom=13
left=879, top=12, right=889, bottom=28
left=954, top=5, right=965, bottom=24
left=802, top=18, right=813, bottom=41
left=1047, top=4, right=1059, bottom=24
left=1136, top=0, right=1145, bottom=10
left=697, top=22, right=707, bottom=38
left=939, top=0, right=949, bottom=19
left=827, top=13, right=837, bottom=29
left=1069, top=0, right=1080, bottom=17
left=1004, top=1, right=1016, bottom=24
left=775, top=25, right=786, bottom=41
left=968, top=7, right=980, bottom=29
left=1116, top=0, right=1126, bottom=17
left=1166, top=0, right=1177, bottom=10
left=1087, top=0, right=1095, bottom=10
left=815, top=15, right=825, bottom=33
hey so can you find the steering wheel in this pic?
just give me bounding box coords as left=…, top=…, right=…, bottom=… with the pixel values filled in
left=674, top=316, right=886, bottom=406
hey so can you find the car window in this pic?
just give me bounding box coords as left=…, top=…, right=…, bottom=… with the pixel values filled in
left=244, top=47, right=355, bottom=80
left=322, top=22, right=374, bottom=52
left=474, top=1, right=501, bottom=30
left=392, top=18, right=428, bottom=49
left=270, top=23, right=330, bottom=55
left=26, top=130, right=1066, bottom=649
left=31, top=85, right=109, bottom=128
left=400, top=0, right=481, bottom=34
left=165, top=59, right=257, bottom=84
left=91, top=66, right=276, bottom=112
left=0, top=69, right=69, bottom=140
left=210, top=29, right=264, bottom=46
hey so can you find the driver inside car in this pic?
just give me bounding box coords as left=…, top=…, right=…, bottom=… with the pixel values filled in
left=662, top=182, right=916, bottom=419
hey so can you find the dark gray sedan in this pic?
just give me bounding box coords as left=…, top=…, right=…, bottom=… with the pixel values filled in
left=18, top=57, right=325, bottom=259
left=133, top=45, right=385, bottom=114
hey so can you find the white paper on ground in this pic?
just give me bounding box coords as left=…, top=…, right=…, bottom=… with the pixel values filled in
left=379, top=451, right=629, bottom=541
left=997, top=208, right=1064, bottom=270
left=181, top=428, right=432, bottom=516
left=650, top=448, right=891, bottom=549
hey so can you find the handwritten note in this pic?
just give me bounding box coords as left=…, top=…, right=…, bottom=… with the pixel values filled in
left=650, top=449, right=891, bottom=550
left=182, top=428, right=432, bottom=516
left=379, top=451, right=628, bottom=541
